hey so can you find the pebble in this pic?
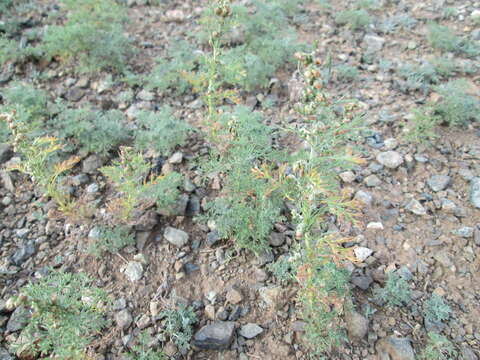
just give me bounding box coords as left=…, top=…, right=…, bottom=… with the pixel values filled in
left=226, top=288, right=243, bottom=305
left=376, top=151, right=403, bottom=169
left=405, top=199, right=427, bottom=215
left=470, top=178, right=480, bottom=209
left=427, top=175, right=451, bottom=192
left=364, top=174, right=382, bottom=187
left=6, top=306, right=29, bottom=333
left=124, top=261, right=144, bottom=282
left=367, top=222, right=383, bottom=230
left=164, top=227, right=189, bottom=247
left=239, top=323, right=263, bottom=339
left=339, top=171, right=356, bottom=183
left=115, top=309, right=133, bottom=330
left=269, top=232, right=285, bottom=247
left=82, top=155, right=104, bottom=174
left=10, top=241, right=37, bottom=266
left=354, top=247, right=373, bottom=262
left=168, top=151, right=183, bottom=164
left=345, top=310, right=368, bottom=340
left=137, top=89, right=154, bottom=101
left=355, top=190, right=373, bottom=207
left=454, top=227, right=474, bottom=238
left=193, top=321, right=235, bottom=350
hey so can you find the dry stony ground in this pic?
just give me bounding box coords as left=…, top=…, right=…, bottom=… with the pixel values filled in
left=0, top=0, right=480, bottom=359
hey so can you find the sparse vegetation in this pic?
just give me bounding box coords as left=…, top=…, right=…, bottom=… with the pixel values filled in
left=15, top=271, right=108, bottom=359
left=87, top=225, right=136, bottom=257
left=336, top=64, right=359, bottom=82
left=427, top=22, right=480, bottom=58
left=424, top=294, right=451, bottom=324
left=335, top=9, right=372, bottom=31
left=404, top=108, right=439, bottom=144
left=127, top=331, right=166, bottom=360
left=419, top=332, right=457, bottom=360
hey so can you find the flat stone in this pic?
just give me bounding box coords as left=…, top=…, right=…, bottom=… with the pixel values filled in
left=355, top=190, right=373, bottom=207
left=339, top=171, right=356, bottom=183
left=82, top=155, right=104, bottom=174
left=258, top=286, right=283, bottom=309
left=10, top=241, right=37, bottom=266
left=427, top=175, right=451, bottom=192
left=363, top=35, right=385, bottom=52
left=0, top=347, right=13, bottom=360
left=137, top=89, right=154, bottom=101
left=269, top=232, right=285, bottom=247
left=168, top=152, right=183, bottom=164
left=239, top=323, right=263, bottom=339
left=376, top=336, right=415, bottom=360
left=226, top=288, right=243, bottom=305
left=351, top=274, right=373, bottom=290
left=124, top=261, right=143, bottom=282
left=65, top=88, right=84, bottom=102
left=376, top=151, right=403, bottom=169
left=364, top=174, right=381, bottom=187
left=193, top=321, right=235, bottom=350
left=454, top=227, right=474, bottom=238
left=470, top=178, right=480, bottom=209
left=115, top=309, right=133, bottom=330
left=164, top=227, right=189, bottom=247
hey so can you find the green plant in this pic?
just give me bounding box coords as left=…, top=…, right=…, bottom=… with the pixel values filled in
left=335, top=9, right=372, bottom=31
left=419, top=333, right=457, bottom=360
left=374, top=272, right=411, bottom=307
left=161, top=306, right=197, bottom=352
left=441, top=7, right=458, bottom=19
left=268, top=255, right=296, bottom=283
left=336, top=64, right=359, bottom=82
left=427, top=22, right=480, bottom=57
left=50, top=106, right=130, bottom=155
left=42, top=0, right=134, bottom=73
left=87, top=225, right=135, bottom=257
left=432, top=79, right=480, bottom=126
left=424, top=294, right=451, bottom=324
left=0, top=35, right=41, bottom=66
left=148, top=40, right=199, bottom=94
left=134, top=108, right=192, bottom=156
left=127, top=331, right=166, bottom=360
left=1, top=112, right=79, bottom=213
left=100, top=147, right=182, bottom=221
left=15, top=271, right=108, bottom=359
left=404, top=108, right=439, bottom=144
left=397, top=59, right=456, bottom=93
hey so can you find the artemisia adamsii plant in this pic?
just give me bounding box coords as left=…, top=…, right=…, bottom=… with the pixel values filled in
left=284, top=50, right=365, bottom=356
left=1, top=111, right=79, bottom=214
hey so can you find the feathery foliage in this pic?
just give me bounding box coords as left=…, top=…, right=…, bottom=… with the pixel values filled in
left=424, top=294, right=451, bottom=324
left=374, top=272, right=411, bottom=307
left=16, top=271, right=108, bottom=359
left=87, top=225, right=135, bottom=257
left=160, top=306, right=197, bottom=352
left=42, top=0, right=134, bottom=73
left=419, top=333, right=457, bottom=360
left=335, top=9, right=372, bottom=31
left=427, top=22, right=480, bottom=57
left=127, top=331, right=166, bottom=360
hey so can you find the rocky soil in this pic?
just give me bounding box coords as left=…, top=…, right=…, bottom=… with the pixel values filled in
left=1, top=0, right=480, bottom=359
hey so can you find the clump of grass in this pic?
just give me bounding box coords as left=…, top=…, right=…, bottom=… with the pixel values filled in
left=419, top=333, right=457, bottom=360
left=42, top=0, right=134, bottom=73
left=160, top=306, right=197, bottom=353
left=427, top=22, right=479, bottom=58
left=15, top=271, right=108, bottom=359
left=335, top=9, right=372, bottom=31
left=134, top=108, right=192, bottom=156
left=87, top=224, right=135, bottom=257
left=374, top=272, right=411, bottom=307
left=397, top=58, right=456, bottom=93
left=404, top=108, right=439, bottom=144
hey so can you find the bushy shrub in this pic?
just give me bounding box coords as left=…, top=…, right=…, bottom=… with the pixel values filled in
left=420, top=333, right=457, bottom=360
left=374, top=272, right=411, bottom=307
left=424, top=294, right=451, bottom=324
left=87, top=225, right=135, bottom=257
left=42, top=0, right=134, bottom=73
left=160, top=306, right=197, bottom=352
left=16, top=271, right=108, bottom=359
left=335, top=9, right=372, bottom=31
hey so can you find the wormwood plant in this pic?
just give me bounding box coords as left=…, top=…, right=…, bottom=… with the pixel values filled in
left=285, top=51, right=363, bottom=356
left=87, top=224, right=135, bottom=257
left=423, top=294, right=451, bottom=325
left=127, top=331, right=166, bottom=360
left=160, top=306, right=197, bottom=352
left=1, top=112, right=79, bottom=213
left=335, top=64, right=359, bottom=82
left=49, top=106, right=130, bottom=155
left=100, top=147, right=182, bottom=221
left=404, top=108, right=438, bottom=144
left=335, top=9, right=372, bottom=31
left=397, top=59, right=456, bottom=93
left=42, top=0, right=134, bottom=73
left=432, top=79, right=480, bottom=126
left=419, top=332, right=457, bottom=360
left=134, top=108, right=192, bottom=156
left=427, top=22, right=480, bottom=58
left=16, top=271, right=108, bottom=359
left=374, top=272, right=411, bottom=307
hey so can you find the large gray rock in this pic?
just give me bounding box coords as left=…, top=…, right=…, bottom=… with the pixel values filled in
left=164, top=227, right=189, bottom=247
left=115, top=309, right=133, bottom=330
left=376, top=336, right=415, bottom=360
left=10, top=241, right=37, bottom=266
left=6, top=306, right=29, bottom=333
left=82, top=155, right=104, bottom=174
left=193, top=321, right=235, bottom=350
left=427, top=175, right=451, bottom=192
left=124, top=261, right=143, bottom=282
left=345, top=310, right=368, bottom=340
left=471, top=178, right=480, bottom=209
left=405, top=199, right=426, bottom=215
left=363, top=35, right=385, bottom=52
left=376, top=151, right=404, bottom=169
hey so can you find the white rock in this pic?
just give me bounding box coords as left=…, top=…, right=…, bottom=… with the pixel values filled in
left=354, top=247, right=373, bottom=262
